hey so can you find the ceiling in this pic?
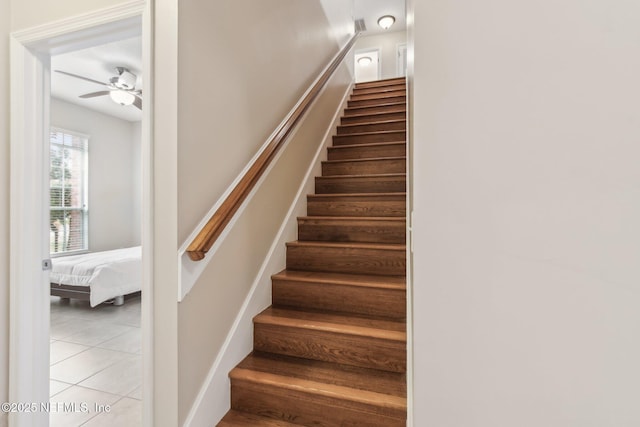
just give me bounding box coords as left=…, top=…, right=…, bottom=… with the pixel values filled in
left=51, top=35, right=143, bottom=122
left=353, top=0, right=406, bottom=35
left=49, top=2, right=405, bottom=123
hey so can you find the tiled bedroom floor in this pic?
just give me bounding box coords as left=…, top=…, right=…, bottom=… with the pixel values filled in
left=49, top=295, right=142, bottom=427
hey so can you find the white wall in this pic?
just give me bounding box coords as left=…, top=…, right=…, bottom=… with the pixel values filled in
left=51, top=98, right=141, bottom=252
left=354, top=30, right=406, bottom=80
left=411, top=0, right=640, bottom=426
left=0, top=0, right=10, bottom=425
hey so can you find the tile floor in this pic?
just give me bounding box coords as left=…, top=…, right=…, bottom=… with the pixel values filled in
left=50, top=295, right=142, bottom=426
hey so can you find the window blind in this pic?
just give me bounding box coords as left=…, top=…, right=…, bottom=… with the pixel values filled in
left=50, top=128, right=89, bottom=255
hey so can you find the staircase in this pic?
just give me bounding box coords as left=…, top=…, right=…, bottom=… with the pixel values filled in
left=218, top=77, right=407, bottom=426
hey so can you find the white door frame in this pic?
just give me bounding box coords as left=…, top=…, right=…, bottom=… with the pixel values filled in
left=9, top=2, right=154, bottom=426
left=396, top=43, right=407, bottom=77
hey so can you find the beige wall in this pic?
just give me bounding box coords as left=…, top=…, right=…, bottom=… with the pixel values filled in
left=177, top=0, right=349, bottom=243
left=411, top=0, right=640, bottom=425
left=176, top=0, right=352, bottom=422
left=0, top=0, right=10, bottom=425
left=354, top=30, right=406, bottom=80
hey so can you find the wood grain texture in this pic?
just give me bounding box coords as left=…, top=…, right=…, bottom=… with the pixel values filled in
left=354, top=77, right=406, bottom=89
left=343, top=102, right=406, bottom=116
left=336, top=119, right=406, bottom=135
left=347, top=96, right=406, bottom=108
left=272, top=269, right=406, bottom=318
left=217, top=78, right=408, bottom=426
left=306, top=193, right=406, bottom=217
left=230, top=373, right=406, bottom=426
left=340, top=110, right=406, bottom=125
left=321, top=157, right=406, bottom=176
left=349, top=89, right=407, bottom=102
left=315, top=174, right=406, bottom=194
left=352, top=83, right=406, bottom=96
left=332, top=130, right=406, bottom=145
left=253, top=308, right=406, bottom=372
left=218, top=410, right=299, bottom=426
left=286, top=241, right=406, bottom=276
left=327, top=142, right=406, bottom=160
left=297, top=216, right=406, bottom=244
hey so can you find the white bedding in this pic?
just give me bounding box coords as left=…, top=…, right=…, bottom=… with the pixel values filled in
left=50, top=246, right=142, bottom=307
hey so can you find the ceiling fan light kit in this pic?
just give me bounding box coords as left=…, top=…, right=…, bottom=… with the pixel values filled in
left=55, top=66, right=142, bottom=110
left=109, top=90, right=136, bottom=106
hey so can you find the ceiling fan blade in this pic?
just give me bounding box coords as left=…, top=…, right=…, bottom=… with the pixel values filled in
left=79, top=91, right=111, bottom=99
left=133, top=95, right=142, bottom=110
left=55, top=70, right=108, bottom=87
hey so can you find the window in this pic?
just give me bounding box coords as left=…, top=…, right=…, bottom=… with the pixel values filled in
left=50, top=128, right=89, bottom=255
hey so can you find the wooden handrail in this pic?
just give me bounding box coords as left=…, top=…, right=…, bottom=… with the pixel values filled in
left=186, top=33, right=360, bottom=261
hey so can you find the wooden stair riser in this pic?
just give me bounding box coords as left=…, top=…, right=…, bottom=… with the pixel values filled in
left=286, top=242, right=405, bottom=276
left=306, top=193, right=406, bottom=217
left=337, top=120, right=405, bottom=135
left=218, top=77, right=408, bottom=426
left=352, top=83, right=406, bottom=96
left=272, top=277, right=406, bottom=319
left=253, top=323, right=406, bottom=373
left=348, top=96, right=405, bottom=108
left=230, top=378, right=405, bottom=426
left=218, top=410, right=299, bottom=426
left=350, top=89, right=406, bottom=102
left=355, top=77, right=405, bottom=89
left=315, top=174, right=406, bottom=194
left=297, top=217, right=405, bottom=244
left=322, top=157, right=405, bottom=176
left=328, top=142, right=406, bottom=161
left=343, top=103, right=406, bottom=117
left=340, top=110, right=406, bottom=125
left=333, top=131, right=405, bottom=145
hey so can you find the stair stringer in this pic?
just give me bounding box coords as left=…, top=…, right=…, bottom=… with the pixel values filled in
left=182, top=82, right=353, bottom=427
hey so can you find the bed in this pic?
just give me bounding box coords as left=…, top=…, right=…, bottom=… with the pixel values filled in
left=50, top=246, right=142, bottom=307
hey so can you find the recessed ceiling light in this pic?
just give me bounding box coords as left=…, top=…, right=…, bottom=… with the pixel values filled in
left=357, top=56, right=373, bottom=66
left=377, top=15, right=395, bottom=30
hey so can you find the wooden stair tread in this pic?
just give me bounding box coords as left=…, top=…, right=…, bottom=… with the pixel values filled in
left=218, top=410, right=299, bottom=426
left=308, top=192, right=406, bottom=198
left=255, top=307, right=406, bottom=339
left=342, top=110, right=406, bottom=121
left=338, top=119, right=405, bottom=128
left=238, top=352, right=407, bottom=398
left=317, top=172, right=406, bottom=180
left=297, top=215, right=405, bottom=223
left=344, top=102, right=406, bottom=112
left=335, top=130, right=405, bottom=138
left=286, top=240, right=405, bottom=251
left=323, top=156, right=406, bottom=165
left=354, top=77, right=406, bottom=88
left=329, top=141, right=406, bottom=150
left=231, top=366, right=406, bottom=412
left=219, top=78, right=407, bottom=425
left=272, top=269, right=405, bottom=290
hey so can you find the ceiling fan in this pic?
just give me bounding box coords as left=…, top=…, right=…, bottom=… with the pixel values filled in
left=55, top=67, right=142, bottom=110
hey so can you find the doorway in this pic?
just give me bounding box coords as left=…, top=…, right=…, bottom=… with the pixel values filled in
left=354, top=48, right=381, bottom=83
left=9, top=4, right=152, bottom=427
left=48, top=34, right=143, bottom=426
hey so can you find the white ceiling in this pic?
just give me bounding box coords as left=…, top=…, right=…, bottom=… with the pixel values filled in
left=51, top=35, right=143, bottom=122
left=354, top=0, right=406, bottom=35
left=49, top=2, right=405, bottom=123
